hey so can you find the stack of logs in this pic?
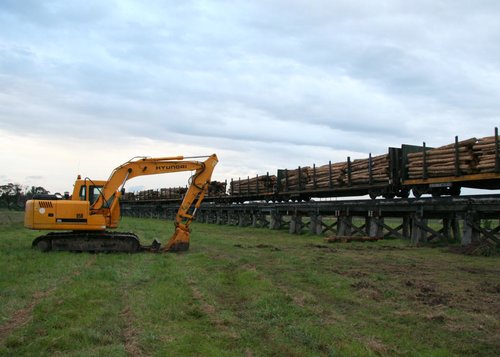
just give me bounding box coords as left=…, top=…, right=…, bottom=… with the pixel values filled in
left=280, top=168, right=310, bottom=191
left=473, top=136, right=499, bottom=173
left=123, top=192, right=136, bottom=200
left=406, top=138, right=478, bottom=178
left=305, top=162, right=346, bottom=189
left=130, top=187, right=188, bottom=200
left=137, top=189, right=159, bottom=200
left=123, top=183, right=226, bottom=200
left=159, top=187, right=187, bottom=199
left=350, top=154, right=390, bottom=184
left=208, top=181, right=227, bottom=196
left=285, top=154, right=390, bottom=190
left=284, top=133, right=497, bottom=188
left=230, top=175, right=277, bottom=195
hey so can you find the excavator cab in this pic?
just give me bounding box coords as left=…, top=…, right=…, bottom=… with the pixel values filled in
left=24, top=177, right=110, bottom=232
left=72, top=178, right=106, bottom=204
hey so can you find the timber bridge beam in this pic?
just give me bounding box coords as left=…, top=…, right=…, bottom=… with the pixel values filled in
left=121, top=195, right=500, bottom=247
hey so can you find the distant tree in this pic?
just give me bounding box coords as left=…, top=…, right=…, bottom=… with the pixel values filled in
left=0, top=183, right=23, bottom=210
left=0, top=183, right=49, bottom=210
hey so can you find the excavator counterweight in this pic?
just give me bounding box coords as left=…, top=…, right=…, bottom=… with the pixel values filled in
left=24, top=154, right=218, bottom=253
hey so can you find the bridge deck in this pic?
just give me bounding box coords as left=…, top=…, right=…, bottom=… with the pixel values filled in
left=121, top=194, right=500, bottom=249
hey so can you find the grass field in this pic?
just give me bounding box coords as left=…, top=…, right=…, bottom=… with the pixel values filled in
left=1, top=211, right=499, bottom=356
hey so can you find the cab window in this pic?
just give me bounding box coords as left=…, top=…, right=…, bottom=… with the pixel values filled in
left=79, top=186, right=86, bottom=201
left=90, top=186, right=103, bottom=205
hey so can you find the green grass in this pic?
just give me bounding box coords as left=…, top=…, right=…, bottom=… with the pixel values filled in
left=1, top=213, right=499, bottom=356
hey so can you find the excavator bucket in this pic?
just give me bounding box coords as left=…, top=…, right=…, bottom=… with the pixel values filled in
left=162, top=227, right=190, bottom=252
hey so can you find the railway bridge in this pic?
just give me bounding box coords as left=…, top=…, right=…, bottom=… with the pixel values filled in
left=121, top=194, right=500, bottom=250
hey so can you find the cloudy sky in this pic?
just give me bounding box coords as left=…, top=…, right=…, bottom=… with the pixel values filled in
left=1, top=0, right=499, bottom=194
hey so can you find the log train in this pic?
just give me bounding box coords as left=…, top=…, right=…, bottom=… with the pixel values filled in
left=122, top=128, right=500, bottom=203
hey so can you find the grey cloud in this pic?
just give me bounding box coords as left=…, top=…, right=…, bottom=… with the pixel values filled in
left=1, top=0, right=499, bottom=173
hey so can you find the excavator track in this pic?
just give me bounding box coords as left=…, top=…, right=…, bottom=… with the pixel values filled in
left=31, top=231, right=159, bottom=253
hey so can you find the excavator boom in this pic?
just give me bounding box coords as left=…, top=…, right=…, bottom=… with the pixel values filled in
left=25, top=154, right=219, bottom=253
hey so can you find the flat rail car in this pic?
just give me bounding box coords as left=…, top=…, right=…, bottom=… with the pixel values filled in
left=120, top=127, right=499, bottom=204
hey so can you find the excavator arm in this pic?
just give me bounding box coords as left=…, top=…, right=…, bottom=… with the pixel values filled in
left=105, top=154, right=218, bottom=251
left=90, top=154, right=218, bottom=252
left=92, top=155, right=217, bottom=210
left=163, top=156, right=218, bottom=251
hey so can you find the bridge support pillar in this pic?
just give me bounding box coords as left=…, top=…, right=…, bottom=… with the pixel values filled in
left=207, top=211, right=217, bottom=224
left=451, top=215, right=461, bottom=243
left=290, top=215, right=303, bottom=234
left=411, top=215, right=428, bottom=245
left=442, top=215, right=461, bottom=243
left=462, top=212, right=480, bottom=245
left=402, top=216, right=411, bottom=239
left=216, top=210, right=227, bottom=225
left=228, top=211, right=239, bottom=226
left=309, top=215, right=323, bottom=235
left=270, top=212, right=283, bottom=230
left=337, top=215, right=352, bottom=236
left=238, top=212, right=252, bottom=227
left=252, top=212, right=268, bottom=228
left=367, top=216, right=384, bottom=238
left=195, top=211, right=203, bottom=223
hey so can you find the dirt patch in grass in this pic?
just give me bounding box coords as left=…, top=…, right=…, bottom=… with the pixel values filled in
left=121, top=297, right=143, bottom=357
left=460, top=267, right=500, bottom=275
left=363, top=336, right=391, bottom=355
left=190, top=285, right=217, bottom=316
left=187, top=279, right=240, bottom=340
left=449, top=241, right=500, bottom=256
left=350, top=280, right=384, bottom=301
left=304, top=243, right=337, bottom=253
left=326, top=267, right=368, bottom=278
left=234, top=243, right=281, bottom=251
left=342, top=245, right=411, bottom=251
left=415, top=283, right=451, bottom=307
left=0, top=288, right=54, bottom=343
left=477, top=281, right=500, bottom=294
left=351, top=280, right=377, bottom=290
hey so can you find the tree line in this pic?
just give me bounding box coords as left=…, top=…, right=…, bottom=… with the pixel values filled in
left=0, top=183, right=49, bottom=210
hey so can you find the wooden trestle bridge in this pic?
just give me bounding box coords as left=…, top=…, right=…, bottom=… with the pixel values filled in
left=121, top=194, right=500, bottom=248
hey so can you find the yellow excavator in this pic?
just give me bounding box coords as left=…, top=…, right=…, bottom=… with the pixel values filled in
left=24, top=154, right=218, bottom=253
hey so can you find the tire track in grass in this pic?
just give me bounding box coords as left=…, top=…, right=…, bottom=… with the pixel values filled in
left=121, top=291, right=142, bottom=357
left=186, top=251, right=311, bottom=356
left=0, top=254, right=97, bottom=344
left=119, top=253, right=156, bottom=357
left=201, top=248, right=354, bottom=355
left=186, top=278, right=257, bottom=355
left=0, top=289, right=54, bottom=343
left=187, top=277, right=241, bottom=340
